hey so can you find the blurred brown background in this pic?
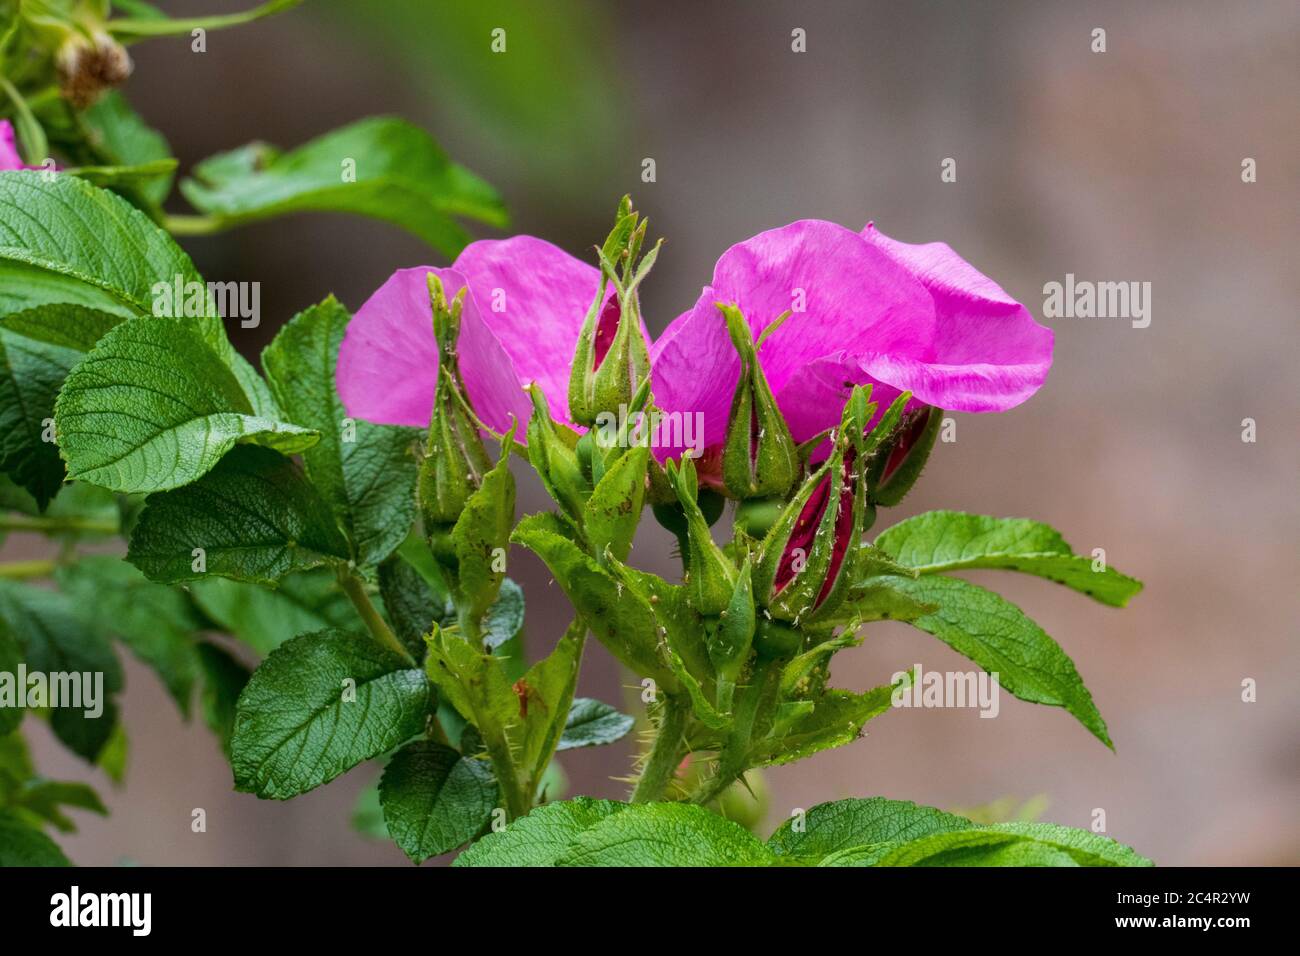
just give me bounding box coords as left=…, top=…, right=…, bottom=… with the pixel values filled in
left=8, top=0, right=1298, bottom=865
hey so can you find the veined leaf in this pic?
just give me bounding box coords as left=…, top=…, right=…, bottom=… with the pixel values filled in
left=767, top=797, right=975, bottom=861
left=230, top=629, right=430, bottom=799
left=262, top=297, right=418, bottom=567
left=875, top=510, right=1142, bottom=607
left=379, top=740, right=498, bottom=864
left=0, top=581, right=123, bottom=762
left=558, top=698, right=634, bottom=750
left=882, top=574, right=1113, bottom=747
left=0, top=305, right=124, bottom=509
left=195, top=641, right=250, bottom=758
left=0, top=171, right=226, bottom=353
left=558, top=802, right=772, bottom=867
left=752, top=685, right=897, bottom=766
left=79, top=92, right=175, bottom=207
left=56, top=318, right=318, bottom=494
left=480, top=578, right=524, bottom=651
left=453, top=797, right=625, bottom=867
left=511, top=512, right=676, bottom=690
left=189, top=569, right=356, bottom=656
left=55, top=556, right=201, bottom=716
left=179, top=117, right=507, bottom=256
left=127, top=446, right=351, bottom=586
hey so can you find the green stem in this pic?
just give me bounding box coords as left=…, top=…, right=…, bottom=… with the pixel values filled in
left=162, top=214, right=225, bottom=236
left=336, top=568, right=416, bottom=667
left=631, top=695, right=690, bottom=803
left=0, top=559, right=58, bottom=580
left=0, top=515, right=118, bottom=535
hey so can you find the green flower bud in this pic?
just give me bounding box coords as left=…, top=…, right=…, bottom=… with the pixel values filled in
left=524, top=382, right=589, bottom=521
left=865, top=404, right=943, bottom=507
left=718, top=304, right=799, bottom=500
left=666, top=456, right=737, bottom=616
left=752, top=386, right=906, bottom=626
left=418, top=274, right=492, bottom=541
left=568, top=196, right=654, bottom=426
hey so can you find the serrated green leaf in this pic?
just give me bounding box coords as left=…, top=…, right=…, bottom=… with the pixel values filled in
left=558, top=802, right=772, bottom=867
left=558, top=698, right=634, bottom=750
left=869, top=828, right=1074, bottom=867
left=262, top=297, right=418, bottom=567
left=480, top=578, right=524, bottom=651
left=0, top=580, right=123, bottom=762
left=450, top=436, right=515, bottom=630
left=56, top=318, right=318, bottom=494
left=453, top=797, right=626, bottom=867
left=981, top=822, right=1153, bottom=867
left=195, top=641, right=250, bottom=758
left=582, top=443, right=647, bottom=563
left=0, top=305, right=124, bottom=509
left=55, top=556, right=201, bottom=716
left=379, top=740, right=498, bottom=864
left=0, top=810, right=70, bottom=866
left=0, top=171, right=226, bottom=352
left=751, top=684, right=897, bottom=766
left=424, top=619, right=582, bottom=814
left=511, top=512, right=676, bottom=690
left=231, top=629, right=430, bottom=799
left=515, top=623, right=584, bottom=788
left=127, top=446, right=350, bottom=586
left=179, top=117, right=507, bottom=256
left=378, top=556, right=451, bottom=658
left=767, top=797, right=975, bottom=860
left=883, top=574, right=1112, bottom=747
left=189, top=569, right=355, bottom=655
left=875, top=511, right=1142, bottom=607
left=79, top=92, right=175, bottom=207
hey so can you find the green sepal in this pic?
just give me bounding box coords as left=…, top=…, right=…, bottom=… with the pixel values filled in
left=718, top=304, right=799, bottom=500
left=666, top=457, right=737, bottom=615
left=708, top=558, right=755, bottom=712
left=418, top=273, right=493, bottom=533
left=866, top=404, right=943, bottom=506
left=448, top=419, right=518, bottom=640
left=583, top=442, right=648, bottom=565
left=525, top=382, right=589, bottom=520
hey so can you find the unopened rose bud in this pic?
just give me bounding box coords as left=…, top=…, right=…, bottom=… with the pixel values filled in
left=718, top=304, right=798, bottom=500
left=753, top=386, right=905, bottom=630
left=866, top=404, right=943, bottom=506
left=666, top=456, right=737, bottom=616
left=418, top=274, right=492, bottom=551
left=568, top=196, right=653, bottom=426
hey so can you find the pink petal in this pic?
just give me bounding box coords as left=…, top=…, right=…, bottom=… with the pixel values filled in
left=454, top=236, right=623, bottom=428
left=652, top=220, right=934, bottom=454
left=860, top=223, right=1054, bottom=412
left=0, top=121, right=25, bottom=170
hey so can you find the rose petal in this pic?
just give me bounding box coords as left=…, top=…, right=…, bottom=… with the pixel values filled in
left=0, top=121, right=26, bottom=170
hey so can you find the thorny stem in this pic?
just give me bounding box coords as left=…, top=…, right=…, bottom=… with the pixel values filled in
left=631, top=695, right=690, bottom=803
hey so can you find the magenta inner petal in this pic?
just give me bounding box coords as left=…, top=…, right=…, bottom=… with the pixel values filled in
left=592, top=295, right=621, bottom=369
